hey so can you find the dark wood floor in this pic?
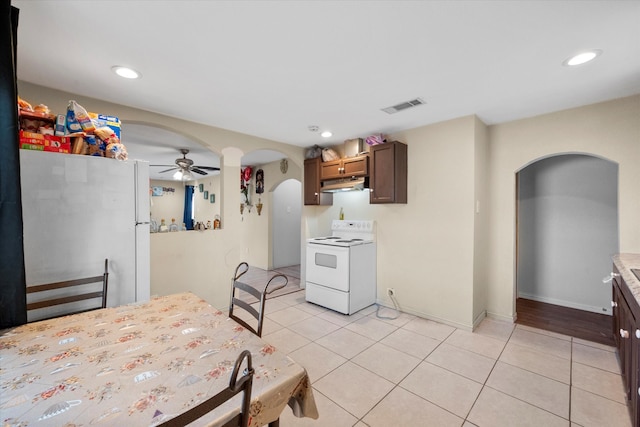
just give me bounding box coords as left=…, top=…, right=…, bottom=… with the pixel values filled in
left=516, top=298, right=614, bottom=347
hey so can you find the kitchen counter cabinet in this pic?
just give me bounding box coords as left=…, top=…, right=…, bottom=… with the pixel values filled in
left=612, top=253, right=640, bottom=427
left=369, top=141, right=407, bottom=204
left=320, top=155, right=368, bottom=181
left=304, top=157, right=333, bottom=206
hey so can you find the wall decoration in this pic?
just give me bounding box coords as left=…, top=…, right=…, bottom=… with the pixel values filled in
left=241, top=166, right=253, bottom=211
left=280, top=159, right=288, bottom=174
left=256, top=198, right=263, bottom=215
left=209, top=194, right=215, bottom=203
left=198, top=184, right=204, bottom=193
left=256, top=169, right=264, bottom=194
left=152, top=186, right=163, bottom=196
left=204, top=190, right=209, bottom=199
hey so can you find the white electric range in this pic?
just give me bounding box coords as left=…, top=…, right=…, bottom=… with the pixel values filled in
left=305, top=220, right=376, bottom=314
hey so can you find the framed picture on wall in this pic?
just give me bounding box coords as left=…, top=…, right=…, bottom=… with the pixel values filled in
left=152, top=186, right=163, bottom=197
left=204, top=191, right=209, bottom=199
left=199, top=184, right=204, bottom=193
left=210, top=194, right=215, bottom=203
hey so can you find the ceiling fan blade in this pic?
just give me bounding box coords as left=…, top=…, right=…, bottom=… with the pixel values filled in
left=194, top=166, right=220, bottom=171
left=191, top=168, right=208, bottom=175
left=158, top=167, right=178, bottom=173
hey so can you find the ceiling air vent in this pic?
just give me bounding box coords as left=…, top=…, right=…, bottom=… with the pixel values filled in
left=381, top=97, right=426, bottom=114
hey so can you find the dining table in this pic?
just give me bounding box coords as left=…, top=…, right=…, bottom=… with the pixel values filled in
left=0, top=292, right=318, bottom=426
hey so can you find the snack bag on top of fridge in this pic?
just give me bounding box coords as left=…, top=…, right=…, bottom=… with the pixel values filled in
left=66, top=100, right=96, bottom=134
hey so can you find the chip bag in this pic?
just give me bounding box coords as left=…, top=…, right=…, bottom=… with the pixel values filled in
left=67, top=100, right=96, bottom=134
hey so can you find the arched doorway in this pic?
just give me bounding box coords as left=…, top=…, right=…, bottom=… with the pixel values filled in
left=516, top=154, right=618, bottom=339
left=271, top=179, right=302, bottom=269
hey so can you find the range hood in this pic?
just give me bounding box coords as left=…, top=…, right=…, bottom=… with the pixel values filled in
left=321, top=177, right=367, bottom=193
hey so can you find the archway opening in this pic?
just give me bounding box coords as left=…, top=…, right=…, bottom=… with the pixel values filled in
left=515, top=153, right=618, bottom=344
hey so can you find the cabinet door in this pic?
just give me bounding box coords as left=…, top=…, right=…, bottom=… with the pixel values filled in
left=634, top=319, right=640, bottom=427
left=614, top=278, right=623, bottom=348
left=304, top=158, right=333, bottom=205
left=370, top=141, right=407, bottom=204
left=343, top=156, right=368, bottom=177
left=320, top=159, right=342, bottom=180
left=620, top=295, right=634, bottom=401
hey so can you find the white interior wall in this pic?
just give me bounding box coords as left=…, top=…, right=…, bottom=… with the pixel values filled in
left=309, top=116, right=478, bottom=329
left=517, top=154, right=619, bottom=314
left=473, top=117, right=490, bottom=325
left=488, top=95, right=640, bottom=321
left=193, top=174, right=221, bottom=226
left=272, top=179, right=302, bottom=269
left=238, top=158, right=302, bottom=270
left=149, top=179, right=185, bottom=226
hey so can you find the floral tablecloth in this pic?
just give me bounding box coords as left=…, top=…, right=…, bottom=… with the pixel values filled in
left=0, top=292, right=318, bottom=426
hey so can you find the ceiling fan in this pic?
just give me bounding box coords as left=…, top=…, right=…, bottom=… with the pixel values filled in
left=152, top=149, right=220, bottom=180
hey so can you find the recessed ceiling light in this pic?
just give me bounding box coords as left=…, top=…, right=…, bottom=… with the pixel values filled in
left=111, top=66, right=141, bottom=79
left=562, top=50, right=602, bottom=67
left=321, top=131, right=332, bottom=138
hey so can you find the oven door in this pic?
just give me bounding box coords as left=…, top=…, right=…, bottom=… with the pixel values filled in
left=306, top=243, right=350, bottom=292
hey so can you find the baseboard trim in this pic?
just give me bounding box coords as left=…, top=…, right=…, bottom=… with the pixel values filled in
left=472, top=310, right=487, bottom=330
left=486, top=311, right=517, bottom=323
left=375, top=299, right=474, bottom=331
left=517, top=293, right=611, bottom=316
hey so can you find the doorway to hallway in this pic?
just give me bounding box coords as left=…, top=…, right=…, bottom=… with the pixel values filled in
left=516, top=154, right=618, bottom=337
left=271, top=179, right=302, bottom=269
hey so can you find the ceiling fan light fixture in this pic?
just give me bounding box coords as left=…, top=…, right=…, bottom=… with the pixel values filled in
left=173, top=170, right=184, bottom=180
left=111, top=65, right=141, bottom=79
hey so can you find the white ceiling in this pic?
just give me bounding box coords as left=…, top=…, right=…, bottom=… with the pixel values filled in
left=13, top=1, right=640, bottom=180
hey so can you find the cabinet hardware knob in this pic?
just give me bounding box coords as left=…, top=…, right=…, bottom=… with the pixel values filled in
left=314, top=192, right=318, bottom=197
left=611, top=301, right=618, bottom=307
left=620, top=329, right=630, bottom=339
left=636, top=330, right=640, bottom=339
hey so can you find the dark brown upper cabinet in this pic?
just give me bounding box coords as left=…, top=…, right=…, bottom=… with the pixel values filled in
left=320, top=155, right=368, bottom=181
left=304, top=157, right=333, bottom=205
left=369, top=141, right=407, bottom=204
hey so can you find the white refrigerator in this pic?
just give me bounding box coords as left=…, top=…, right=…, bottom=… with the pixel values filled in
left=20, top=150, right=150, bottom=318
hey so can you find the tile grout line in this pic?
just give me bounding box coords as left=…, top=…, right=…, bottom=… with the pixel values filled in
left=569, top=336, right=574, bottom=424
left=353, top=323, right=457, bottom=425
left=461, top=322, right=517, bottom=423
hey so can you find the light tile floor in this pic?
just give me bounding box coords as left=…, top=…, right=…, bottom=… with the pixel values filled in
left=253, top=290, right=631, bottom=427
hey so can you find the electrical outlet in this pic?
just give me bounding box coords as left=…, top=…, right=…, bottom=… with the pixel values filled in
left=387, top=288, right=395, bottom=297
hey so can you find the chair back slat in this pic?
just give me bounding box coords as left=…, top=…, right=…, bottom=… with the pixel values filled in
left=27, top=258, right=109, bottom=321
left=233, top=281, right=262, bottom=300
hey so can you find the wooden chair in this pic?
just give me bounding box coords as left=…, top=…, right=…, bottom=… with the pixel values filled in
left=229, top=262, right=288, bottom=337
left=159, top=350, right=254, bottom=427
left=26, top=258, right=109, bottom=321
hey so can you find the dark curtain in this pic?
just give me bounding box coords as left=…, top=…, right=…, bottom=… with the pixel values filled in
left=183, top=185, right=195, bottom=230
left=0, top=3, right=27, bottom=327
